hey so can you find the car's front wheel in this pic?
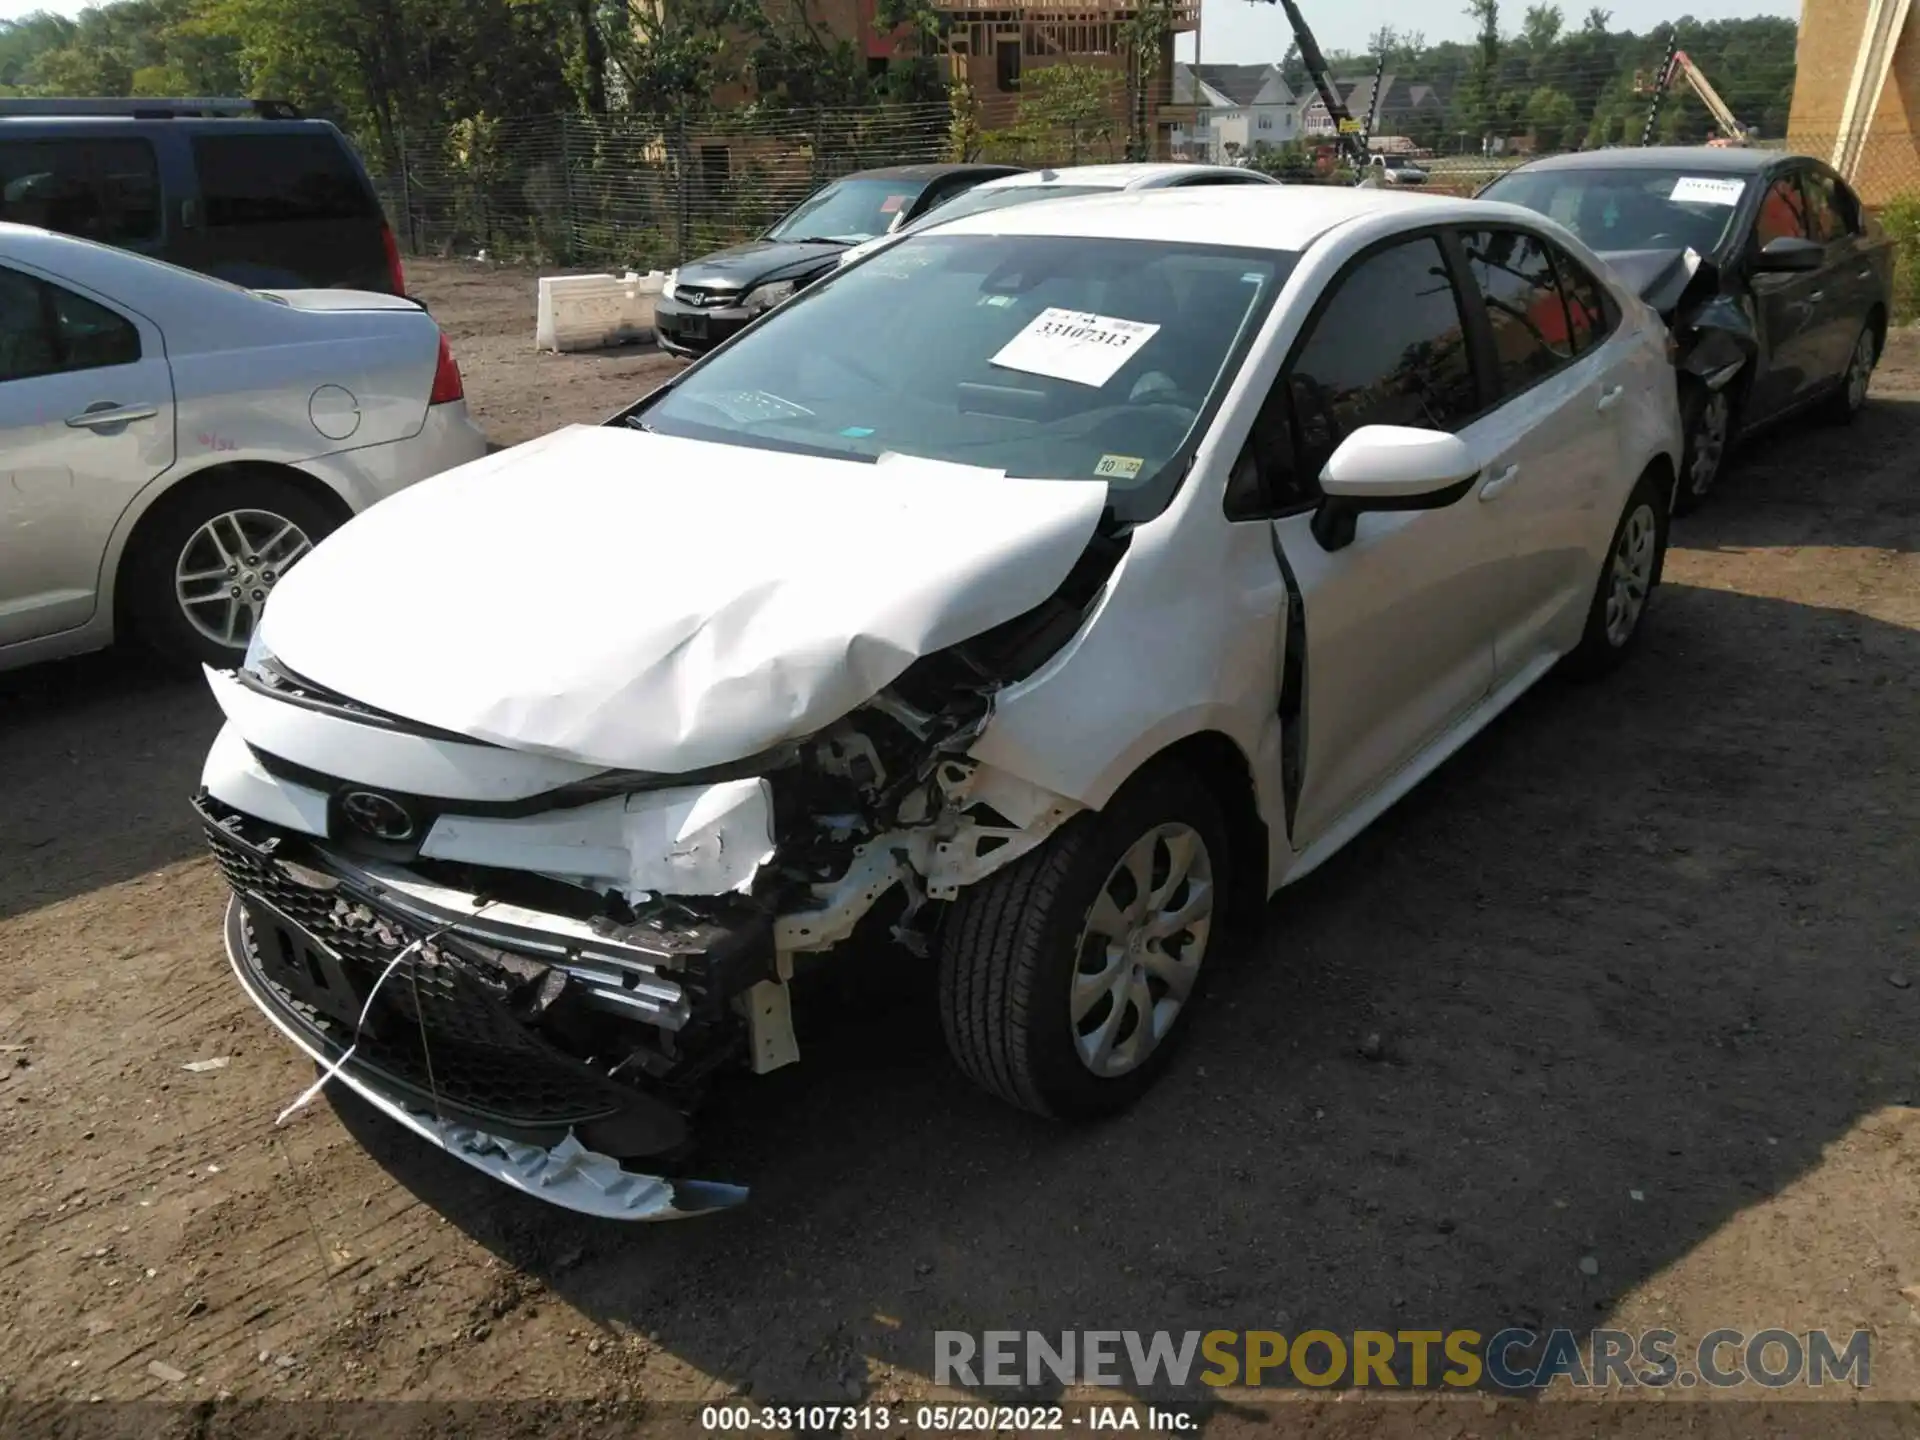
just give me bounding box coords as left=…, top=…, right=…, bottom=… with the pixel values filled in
left=123, top=470, right=345, bottom=668
left=938, top=765, right=1229, bottom=1119
left=1672, top=380, right=1734, bottom=515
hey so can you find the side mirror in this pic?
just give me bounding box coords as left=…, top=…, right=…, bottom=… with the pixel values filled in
left=1755, top=235, right=1825, bottom=273
left=1311, top=426, right=1480, bottom=551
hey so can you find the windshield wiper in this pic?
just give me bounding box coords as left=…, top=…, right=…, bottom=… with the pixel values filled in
left=778, top=235, right=856, bottom=246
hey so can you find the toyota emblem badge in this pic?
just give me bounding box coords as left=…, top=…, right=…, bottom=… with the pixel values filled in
left=340, top=790, right=416, bottom=841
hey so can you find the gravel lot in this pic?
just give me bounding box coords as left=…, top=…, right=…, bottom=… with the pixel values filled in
left=2, top=257, right=1918, bottom=1429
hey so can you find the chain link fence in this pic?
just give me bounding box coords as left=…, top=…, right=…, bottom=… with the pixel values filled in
left=363, top=105, right=1920, bottom=320
left=368, top=104, right=956, bottom=270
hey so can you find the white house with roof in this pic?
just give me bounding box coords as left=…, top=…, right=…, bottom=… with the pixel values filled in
left=1170, top=62, right=1300, bottom=162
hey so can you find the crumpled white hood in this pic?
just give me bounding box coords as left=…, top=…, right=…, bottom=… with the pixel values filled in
left=261, top=425, right=1107, bottom=773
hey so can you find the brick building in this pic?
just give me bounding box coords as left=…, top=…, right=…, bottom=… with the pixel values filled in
left=1787, top=0, right=1919, bottom=204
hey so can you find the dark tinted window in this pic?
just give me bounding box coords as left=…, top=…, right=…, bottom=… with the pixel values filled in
left=1802, top=170, right=1857, bottom=242
left=1282, top=236, right=1479, bottom=486
left=0, top=266, right=139, bottom=381
left=193, top=133, right=377, bottom=227
left=0, top=138, right=160, bottom=244
left=1460, top=228, right=1576, bottom=396
left=1755, top=175, right=1810, bottom=247
left=1549, top=243, right=1614, bottom=356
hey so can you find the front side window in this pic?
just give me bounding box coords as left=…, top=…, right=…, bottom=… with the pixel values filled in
left=1279, top=236, right=1479, bottom=490
left=0, top=138, right=160, bottom=244
left=1479, top=167, right=1748, bottom=256
left=0, top=266, right=140, bottom=382
left=1459, top=228, right=1577, bottom=397
left=765, top=177, right=928, bottom=244
left=1755, top=175, right=1811, bottom=247
left=637, top=233, right=1292, bottom=524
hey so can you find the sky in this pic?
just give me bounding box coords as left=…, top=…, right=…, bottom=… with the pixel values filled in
left=0, top=0, right=1804, bottom=61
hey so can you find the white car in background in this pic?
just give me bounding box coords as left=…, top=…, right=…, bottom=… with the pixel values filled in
left=836, top=162, right=1280, bottom=269
left=0, top=223, right=487, bottom=672
left=197, top=187, right=1680, bottom=1221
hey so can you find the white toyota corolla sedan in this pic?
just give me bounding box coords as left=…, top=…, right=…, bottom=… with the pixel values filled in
left=196, top=187, right=1681, bottom=1220
left=0, top=223, right=487, bottom=672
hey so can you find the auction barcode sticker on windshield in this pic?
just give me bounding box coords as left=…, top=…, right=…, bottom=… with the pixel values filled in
left=1670, top=176, right=1745, bottom=206
left=990, top=308, right=1162, bottom=388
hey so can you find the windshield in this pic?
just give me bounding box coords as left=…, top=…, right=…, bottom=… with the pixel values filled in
left=765, top=177, right=928, bottom=244
left=914, top=183, right=1118, bottom=229
left=636, top=233, right=1292, bottom=523
left=1480, top=166, right=1749, bottom=255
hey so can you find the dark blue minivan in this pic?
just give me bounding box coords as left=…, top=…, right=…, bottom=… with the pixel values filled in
left=0, top=97, right=405, bottom=294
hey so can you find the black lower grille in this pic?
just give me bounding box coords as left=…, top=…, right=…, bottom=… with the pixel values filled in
left=204, top=812, right=684, bottom=1150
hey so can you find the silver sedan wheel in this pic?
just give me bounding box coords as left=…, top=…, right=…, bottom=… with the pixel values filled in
left=1070, top=823, right=1215, bottom=1079
left=1604, top=502, right=1658, bottom=648
left=174, top=509, right=314, bottom=649
left=1689, top=390, right=1730, bottom=496
left=1845, top=328, right=1877, bottom=411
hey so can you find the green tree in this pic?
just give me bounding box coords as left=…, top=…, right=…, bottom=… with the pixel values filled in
left=1013, top=62, right=1120, bottom=163
left=1523, top=84, right=1577, bottom=148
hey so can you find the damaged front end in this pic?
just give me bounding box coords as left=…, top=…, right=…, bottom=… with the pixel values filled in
left=1604, top=246, right=1756, bottom=394
left=199, top=528, right=1126, bottom=1219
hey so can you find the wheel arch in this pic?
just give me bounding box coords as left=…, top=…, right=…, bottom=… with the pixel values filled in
left=1125, top=730, right=1270, bottom=937
left=105, top=460, right=355, bottom=642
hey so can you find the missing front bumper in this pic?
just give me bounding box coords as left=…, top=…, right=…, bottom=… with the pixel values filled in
left=200, top=795, right=757, bottom=1219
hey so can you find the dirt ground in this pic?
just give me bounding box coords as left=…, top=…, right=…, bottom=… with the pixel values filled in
left=2, top=257, right=1919, bottom=1433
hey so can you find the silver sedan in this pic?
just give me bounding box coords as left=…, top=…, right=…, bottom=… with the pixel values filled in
left=0, top=222, right=487, bottom=671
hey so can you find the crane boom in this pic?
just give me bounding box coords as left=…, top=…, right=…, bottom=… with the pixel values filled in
left=1639, top=46, right=1752, bottom=145
left=1254, top=0, right=1372, bottom=169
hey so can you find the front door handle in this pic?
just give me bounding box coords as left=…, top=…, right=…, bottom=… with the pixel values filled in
left=65, top=403, right=158, bottom=429
left=1596, top=385, right=1625, bottom=413
left=1479, top=464, right=1520, bottom=502
left=1809, top=291, right=1826, bottom=304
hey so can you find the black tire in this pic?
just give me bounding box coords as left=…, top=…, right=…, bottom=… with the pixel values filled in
left=1671, top=379, right=1734, bottom=516
left=1819, top=321, right=1879, bottom=425
left=1565, top=469, right=1669, bottom=680
left=937, top=764, right=1231, bottom=1120
left=121, top=470, right=345, bottom=669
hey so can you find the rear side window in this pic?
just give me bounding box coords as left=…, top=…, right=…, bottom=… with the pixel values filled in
left=1802, top=171, right=1858, bottom=242
left=0, top=265, right=140, bottom=381
left=1277, top=236, right=1480, bottom=492
left=0, top=138, right=161, bottom=245
left=193, top=133, right=377, bottom=227
left=1458, top=228, right=1576, bottom=398
left=1548, top=243, right=1615, bottom=356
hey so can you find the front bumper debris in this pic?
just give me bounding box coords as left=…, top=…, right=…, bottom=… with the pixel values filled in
left=199, top=795, right=754, bottom=1220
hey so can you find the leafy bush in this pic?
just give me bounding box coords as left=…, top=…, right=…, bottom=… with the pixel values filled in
left=1882, top=193, right=1920, bottom=325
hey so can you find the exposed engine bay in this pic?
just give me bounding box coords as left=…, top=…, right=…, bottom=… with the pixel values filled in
left=197, top=526, right=1127, bottom=1218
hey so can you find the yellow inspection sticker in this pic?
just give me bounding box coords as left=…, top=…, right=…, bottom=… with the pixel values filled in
left=1095, top=454, right=1144, bottom=480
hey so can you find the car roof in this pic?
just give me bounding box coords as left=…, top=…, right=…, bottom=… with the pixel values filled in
left=1508, top=146, right=1790, bottom=176
left=973, top=163, right=1268, bottom=192
left=924, top=184, right=1517, bottom=252
left=843, top=163, right=1024, bottom=182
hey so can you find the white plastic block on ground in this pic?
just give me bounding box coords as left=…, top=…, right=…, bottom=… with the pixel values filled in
left=536, top=271, right=667, bottom=353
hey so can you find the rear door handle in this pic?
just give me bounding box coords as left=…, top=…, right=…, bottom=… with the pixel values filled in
left=1809, top=291, right=1826, bottom=304
left=65, top=403, right=157, bottom=429
left=1479, top=464, right=1520, bottom=501
left=1596, top=385, right=1625, bottom=413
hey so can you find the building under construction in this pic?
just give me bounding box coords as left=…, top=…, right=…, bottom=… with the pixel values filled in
left=1788, top=0, right=1919, bottom=204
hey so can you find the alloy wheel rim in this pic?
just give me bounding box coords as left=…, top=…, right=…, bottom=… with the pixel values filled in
left=174, top=509, right=314, bottom=649
left=1070, top=823, right=1214, bottom=1079
left=1690, top=392, right=1729, bottom=495
left=1847, top=331, right=1876, bottom=410
left=1604, top=503, right=1658, bottom=648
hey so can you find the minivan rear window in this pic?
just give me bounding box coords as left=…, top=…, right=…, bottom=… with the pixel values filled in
left=0, top=138, right=161, bottom=244
left=193, top=133, right=378, bottom=227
